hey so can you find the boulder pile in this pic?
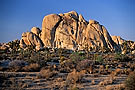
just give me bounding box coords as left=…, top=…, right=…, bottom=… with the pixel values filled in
left=19, top=11, right=134, bottom=52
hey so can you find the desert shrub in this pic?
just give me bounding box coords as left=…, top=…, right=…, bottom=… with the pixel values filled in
left=20, top=49, right=31, bottom=58
left=40, top=68, right=58, bottom=79
left=27, top=51, right=46, bottom=66
left=57, top=48, right=63, bottom=57
left=106, top=84, right=125, bottom=90
left=76, top=59, right=93, bottom=71
left=94, top=54, right=104, bottom=64
left=114, top=52, right=121, bottom=60
left=70, top=52, right=85, bottom=63
left=99, top=77, right=113, bottom=86
left=111, top=68, right=122, bottom=76
left=28, top=52, right=40, bottom=63
left=115, top=53, right=131, bottom=62
left=8, top=60, right=28, bottom=71
left=60, top=56, right=66, bottom=63
left=22, top=63, right=40, bottom=72
left=125, top=71, right=135, bottom=90
left=19, top=45, right=35, bottom=60
left=71, top=86, right=79, bottom=90
left=8, top=40, right=20, bottom=54
left=40, top=50, right=51, bottom=62
left=66, top=69, right=86, bottom=85
left=9, top=60, right=28, bottom=68
left=60, top=59, right=75, bottom=73
left=96, top=55, right=103, bottom=63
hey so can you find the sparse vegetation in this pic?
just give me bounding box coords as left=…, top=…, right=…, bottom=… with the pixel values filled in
left=70, top=52, right=85, bottom=63
left=0, top=41, right=135, bottom=89
left=40, top=68, right=58, bottom=79
left=22, top=63, right=40, bottom=72
left=125, top=71, right=135, bottom=90
left=66, top=69, right=86, bottom=85
left=114, top=52, right=132, bottom=62
left=96, top=55, right=104, bottom=63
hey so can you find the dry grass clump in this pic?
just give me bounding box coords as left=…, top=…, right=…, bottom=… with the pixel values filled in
left=22, top=63, right=40, bottom=72
left=66, top=69, right=86, bottom=85
left=8, top=60, right=28, bottom=72
left=105, top=84, right=125, bottom=90
left=76, top=59, right=93, bottom=72
left=111, top=68, right=122, bottom=76
left=40, top=68, right=58, bottom=79
left=99, top=79, right=113, bottom=86
left=9, top=66, right=22, bottom=72
left=71, top=85, right=79, bottom=90
left=9, top=60, right=28, bottom=67
left=124, top=71, right=135, bottom=90
left=91, top=79, right=95, bottom=85
left=99, top=74, right=116, bottom=87
left=60, top=59, right=75, bottom=72
left=87, top=65, right=94, bottom=74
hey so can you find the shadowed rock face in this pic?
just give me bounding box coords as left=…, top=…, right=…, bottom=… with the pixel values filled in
left=20, top=11, right=121, bottom=51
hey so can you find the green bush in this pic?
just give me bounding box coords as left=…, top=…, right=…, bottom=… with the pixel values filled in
left=114, top=53, right=131, bottom=62
left=28, top=52, right=42, bottom=63
left=114, top=52, right=122, bottom=60
left=96, top=55, right=103, bottom=63
left=70, top=52, right=85, bottom=63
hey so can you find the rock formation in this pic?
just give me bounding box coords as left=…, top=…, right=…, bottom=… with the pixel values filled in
left=20, top=11, right=123, bottom=51
left=0, top=44, right=8, bottom=52
left=31, top=27, right=41, bottom=36
left=40, top=11, right=120, bottom=51
left=111, top=36, right=135, bottom=54
left=111, top=36, right=125, bottom=45
left=20, top=27, right=43, bottom=50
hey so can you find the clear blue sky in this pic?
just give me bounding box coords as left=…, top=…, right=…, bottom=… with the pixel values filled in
left=0, top=0, right=135, bottom=43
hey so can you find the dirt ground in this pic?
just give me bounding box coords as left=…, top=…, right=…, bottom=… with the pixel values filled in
left=0, top=71, right=127, bottom=90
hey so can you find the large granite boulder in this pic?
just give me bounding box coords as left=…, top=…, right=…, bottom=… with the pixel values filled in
left=39, top=11, right=120, bottom=51
left=41, top=14, right=61, bottom=47
left=31, top=27, right=41, bottom=36
left=20, top=11, right=122, bottom=52
left=20, top=27, right=43, bottom=50
left=53, top=11, right=79, bottom=49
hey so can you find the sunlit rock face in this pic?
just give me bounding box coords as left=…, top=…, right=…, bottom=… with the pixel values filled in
left=41, top=14, right=61, bottom=47
left=31, top=27, right=41, bottom=36
left=20, top=11, right=122, bottom=51
left=20, top=27, right=43, bottom=50
left=111, top=36, right=125, bottom=45
left=40, top=11, right=120, bottom=51
left=111, top=36, right=135, bottom=54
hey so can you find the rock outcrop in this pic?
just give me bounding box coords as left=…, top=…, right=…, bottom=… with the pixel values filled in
left=20, top=27, right=43, bottom=50
left=20, top=11, right=122, bottom=51
left=40, top=11, right=120, bottom=51
left=0, top=44, right=8, bottom=52
left=31, top=27, right=41, bottom=36
left=41, top=14, right=61, bottom=47
left=111, top=36, right=125, bottom=45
